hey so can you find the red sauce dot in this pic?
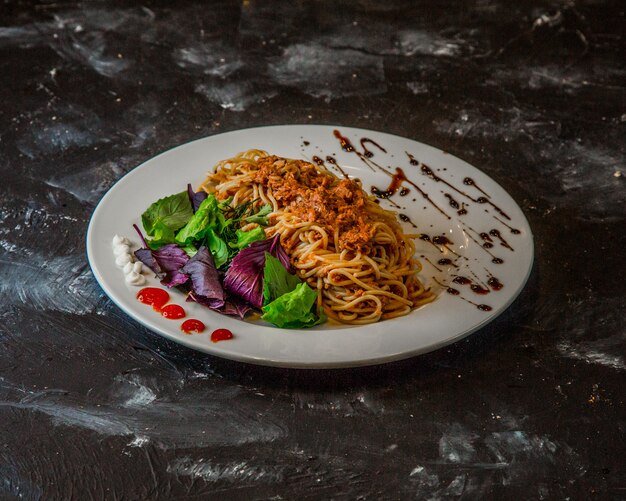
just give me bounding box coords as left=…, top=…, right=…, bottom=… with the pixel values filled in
left=211, top=328, right=233, bottom=343
left=137, top=287, right=169, bottom=311
left=181, top=319, right=205, bottom=334
left=161, top=304, right=185, bottom=319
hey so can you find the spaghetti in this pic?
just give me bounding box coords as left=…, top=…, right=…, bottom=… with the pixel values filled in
left=200, top=150, right=435, bottom=324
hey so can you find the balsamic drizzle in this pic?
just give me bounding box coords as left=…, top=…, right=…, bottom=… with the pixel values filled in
left=444, top=193, right=466, bottom=216
left=370, top=167, right=450, bottom=219
left=405, top=152, right=419, bottom=165
left=477, top=197, right=511, bottom=221
left=311, top=154, right=349, bottom=180
left=463, top=177, right=489, bottom=197
left=401, top=171, right=451, bottom=220
left=488, top=277, right=503, bottom=291
left=371, top=168, right=406, bottom=199
left=399, top=214, right=417, bottom=229
left=493, top=215, right=521, bottom=234
left=422, top=256, right=443, bottom=272
left=437, top=258, right=458, bottom=268
left=420, top=164, right=478, bottom=202
left=432, top=277, right=492, bottom=311
left=333, top=129, right=355, bottom=152
left=421, top=233, right=462, bottom=258
left=489, top=229, right=514, bottom=251
left=462, top=226, right=504, bottom=264
left=321, top=129, right=525, bottom=313
left=324, top=155, right=349, bottom=179
left=360, top=137, right=387, bottom=158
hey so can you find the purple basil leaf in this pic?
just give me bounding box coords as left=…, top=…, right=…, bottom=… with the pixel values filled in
left=267, top=233, right=291, bottom=271
left=133, top=223, right=149, bottom=248
left=187, top=293, right=250, bottom=319
left=187, top=183, right=208, bottom=213
left=135, top=248, right=160, bottom=274
left=187, top=290, right=225, bottom=310
left=154, top=244, right=189, bottom=272
left=181, top=246, right=224, bottom=307
left=161, top=270, right=189, bottom=288
left=134, top=243, right=189, bottom=287
left=221, top=297, right=253, bottom=319
left=223, top=234, right=290, bottom=308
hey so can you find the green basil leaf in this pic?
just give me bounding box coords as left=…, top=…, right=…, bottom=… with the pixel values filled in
left=146, top=221, right=177, bottom=250
left=244, top=204, right=272, bottom=226
left=205, top=227, right=229, bottom=269
left=181, top=243, right=198, bottom=258
left=141, top=191, right=193, bottom=236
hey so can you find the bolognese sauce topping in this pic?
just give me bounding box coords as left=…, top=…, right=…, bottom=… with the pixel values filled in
left=253, top=156, right=380, bottom=251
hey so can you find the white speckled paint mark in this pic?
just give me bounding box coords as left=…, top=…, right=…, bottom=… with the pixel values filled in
left=0, top=239, right=21, bottom=254
left=406, top=81, right=429, bottom=94
left=127, top=436, right=150, bottom=448
left=321, top=25, right=466, bottom=57
left=487, top=65, right=588, bottom=91
left=292, top=390, right=383, bottom=415
left=436, top=107, right=624, bottom=220
left=1, top=254, right=103, bottom=315
left=439, top=424, right=479, bottom=463
left=167, top=457, right=284, bottom=483
left=0, top=8, right=156, bottom=77
left=0, top=25, right=39, bottom=45
left=46, top=161, right=124, bottom=204
left=557, top=338, right=625, bottom=371
left=173, top=43, right=244, bottom=78
left=269, top=43, right=386, bottom=101
left=407, top=427, right=584, bottom=497
left=0, top=377, right=285, bottom=450
left=14, top=104, right=108, bottom=159
left=394, top=30, right=461, bottom=57
left=16, top=122, right=104, bottom=159
left=116, top=374, right=157, bottom=408
left=53, top=31, right=130, bottom=78
left=409, top=465, right=440, bottom=495
left=195, top=81, right=277, bottom=112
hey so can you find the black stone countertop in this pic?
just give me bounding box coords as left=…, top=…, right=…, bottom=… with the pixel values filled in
left=1, top=1, right=624, bottom=499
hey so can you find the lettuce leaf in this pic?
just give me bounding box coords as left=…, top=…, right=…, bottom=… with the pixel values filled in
left=231, top=227, right=265, bottom=250
left=142, top=191, right=193, bottom=236
left=260, top=252, right=325, bottom=328
left=261, top=282, right=325, bottom=328
left=173, top=195, right=233, bottom=268
left=262, top=253, right=301, bottom=305
left=175, top=195, right=226, bottom=245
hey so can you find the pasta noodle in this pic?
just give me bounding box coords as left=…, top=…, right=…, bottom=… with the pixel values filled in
left=200, top=150, right=435, bottom=325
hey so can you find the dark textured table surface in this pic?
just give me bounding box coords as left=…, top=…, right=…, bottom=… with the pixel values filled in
left=1, top=1, right=625, bottom=499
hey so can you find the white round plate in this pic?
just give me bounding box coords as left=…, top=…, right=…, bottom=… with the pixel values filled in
left=87, top=125, right=533, bottom=368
